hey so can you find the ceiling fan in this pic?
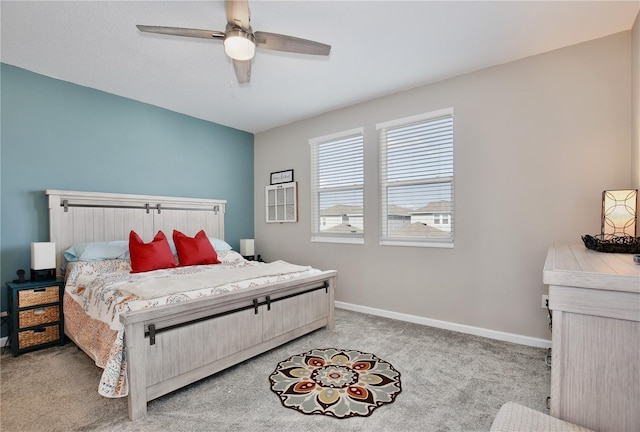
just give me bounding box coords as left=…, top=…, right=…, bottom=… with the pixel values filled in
left=136, top=0, right=331, bottom=84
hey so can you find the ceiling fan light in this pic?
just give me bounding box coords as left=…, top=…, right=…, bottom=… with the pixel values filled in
left=224, top=29, right=255, bottom=61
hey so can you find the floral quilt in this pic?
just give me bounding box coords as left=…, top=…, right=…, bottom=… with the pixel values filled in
left=63, top=251, right=321, bottom=397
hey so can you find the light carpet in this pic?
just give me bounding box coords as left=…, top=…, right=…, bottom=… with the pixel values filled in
left=0, top=309, right=550, bottom=431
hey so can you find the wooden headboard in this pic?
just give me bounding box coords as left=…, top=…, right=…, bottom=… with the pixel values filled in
left=46, top=190, right=227, bottom=275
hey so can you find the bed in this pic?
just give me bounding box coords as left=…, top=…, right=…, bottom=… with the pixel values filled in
left=46, top=189, right=337, bottom=420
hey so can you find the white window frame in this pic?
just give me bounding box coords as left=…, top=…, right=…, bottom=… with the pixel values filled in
left=310, top=128, right=364, bottom=244
left=377, top=108, right=454, bottom=248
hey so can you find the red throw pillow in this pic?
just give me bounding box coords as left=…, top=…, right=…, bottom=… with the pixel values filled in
left=129, top=230, right=176, bottom=273
left=173, top=229, right=221, bottom=266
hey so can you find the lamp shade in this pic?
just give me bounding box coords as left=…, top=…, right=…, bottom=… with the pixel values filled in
left=240, top=239, right=255, bottom=256
left=224, top=29, right=255, bottom=61
left=31, top=242, right=56, bottom=270
left=601, top=189, right=637, bottom=238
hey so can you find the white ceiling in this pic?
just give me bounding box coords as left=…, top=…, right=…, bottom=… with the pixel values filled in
left=2, top=1, right=638, bottom=134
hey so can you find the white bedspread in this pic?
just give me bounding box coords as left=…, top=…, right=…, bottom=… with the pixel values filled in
left=65, top=251, right=320, bottom=331
left=123, top=260, right=311, bottom=299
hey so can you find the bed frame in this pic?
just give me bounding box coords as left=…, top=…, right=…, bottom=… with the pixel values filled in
left=46, top=190, right=337, bottom=420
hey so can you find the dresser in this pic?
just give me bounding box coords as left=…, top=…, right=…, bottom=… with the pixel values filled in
left=6, top=279, right=65, bottom=356
left=543, top=244, right=640, bottom=432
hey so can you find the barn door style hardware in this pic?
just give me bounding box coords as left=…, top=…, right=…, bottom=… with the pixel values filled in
left=143, top=282, right=329, bottom=346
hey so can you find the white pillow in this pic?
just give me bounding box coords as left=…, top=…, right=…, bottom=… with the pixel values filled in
left=218, top=250, right=245, bottom=263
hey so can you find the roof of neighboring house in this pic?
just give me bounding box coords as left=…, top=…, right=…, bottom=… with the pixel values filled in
left=387, top=205, right=413, bottom=216
left=322, top=223, right=363, bottom=233
left=389, top=222, right=450, bottom=237
left=320, top=205, right=363, bottom=216
left=412, top=200, right=452, bottom=214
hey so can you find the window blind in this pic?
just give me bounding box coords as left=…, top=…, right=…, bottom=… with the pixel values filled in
left=378, top=108, right=454, bottom=246
left=310, top=128, right=364, bottom=242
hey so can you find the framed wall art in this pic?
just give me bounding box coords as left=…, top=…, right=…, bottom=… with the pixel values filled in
left=270, top=169, right=294, bottom=185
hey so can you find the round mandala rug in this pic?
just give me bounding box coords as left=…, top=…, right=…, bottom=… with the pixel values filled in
left=268, top=348, right=401, bottom=419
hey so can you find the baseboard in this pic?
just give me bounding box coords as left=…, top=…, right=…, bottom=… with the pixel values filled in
left=0, top=307, right=550, bottom=350
left=335, top=301, right=552, bottom=349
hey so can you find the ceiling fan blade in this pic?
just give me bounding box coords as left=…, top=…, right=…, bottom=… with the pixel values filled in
left=254, top=31, right=330, bottom=56
left=136, top=25, right=224, bottom=40
left=233, top=59, right=251, bottom=84
left=225, top=0, right=250, bottom=31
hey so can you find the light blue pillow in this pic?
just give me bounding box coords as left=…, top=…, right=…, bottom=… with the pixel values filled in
left=64, top=240, right=130, bottom=262
left=64, top=237, right=232, bottom=262
left=209, top=237, right=232, bottom=251
left=166, top=237, right=231, bottom=255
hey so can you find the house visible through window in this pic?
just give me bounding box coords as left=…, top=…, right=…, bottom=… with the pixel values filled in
left=310, top=128, right=364, bottom=243
left=378, top=108, right=454, bottom=247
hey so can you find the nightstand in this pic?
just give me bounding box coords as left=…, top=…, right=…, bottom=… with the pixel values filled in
left=6, top=279, right=65, bottom=356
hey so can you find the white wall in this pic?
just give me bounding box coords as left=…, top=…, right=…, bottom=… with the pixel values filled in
left=632, top=12, right=640, bottom=190
left=254, top=32, right=632, bottom=341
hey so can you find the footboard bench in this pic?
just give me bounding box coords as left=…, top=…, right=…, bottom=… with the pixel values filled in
left=121, top=271, right=337, bottom=420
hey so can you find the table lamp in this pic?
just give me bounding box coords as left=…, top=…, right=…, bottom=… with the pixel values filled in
left=601, top=189, right=637, bottom=239
left=240, top=239, right=255, bottom=258
left=31, top=242, right=56, bottom=281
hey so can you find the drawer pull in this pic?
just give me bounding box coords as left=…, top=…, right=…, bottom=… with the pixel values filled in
left=33, top=328, right=46, bottom=333
left=34, top=308, right=46, bottom=315
left=33, top=288, right=46, bottom=293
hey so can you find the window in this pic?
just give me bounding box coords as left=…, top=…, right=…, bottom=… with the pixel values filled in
left=378, top=108, right=454, bottom=247
left=432, top=213, right=450, bottom=225
left=310, top=128, right=364, bottom=243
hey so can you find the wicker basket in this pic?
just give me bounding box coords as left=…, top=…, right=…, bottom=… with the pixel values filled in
left=17, top=286, right=60, bottom=307
left=18, top=305, right=60, bottom=328
left=18, top=325, right=59, bottom=349
left=581, top=234, right=640, bottom=254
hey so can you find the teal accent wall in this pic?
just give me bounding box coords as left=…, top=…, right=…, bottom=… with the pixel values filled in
left=0, top=63, right=254, bottom=334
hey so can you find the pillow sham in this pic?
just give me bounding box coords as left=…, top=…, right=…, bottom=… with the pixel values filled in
left=64, top=240, right=130, bottom=262
left=208, top=237, right=232, bottom=252
left=173, top=230, right=221, bottom=266
left=129, top=230, right=176, bottom=273
left=165, top=237, right=231, bottom=256
left=217, top=250, right=245, bottom=263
